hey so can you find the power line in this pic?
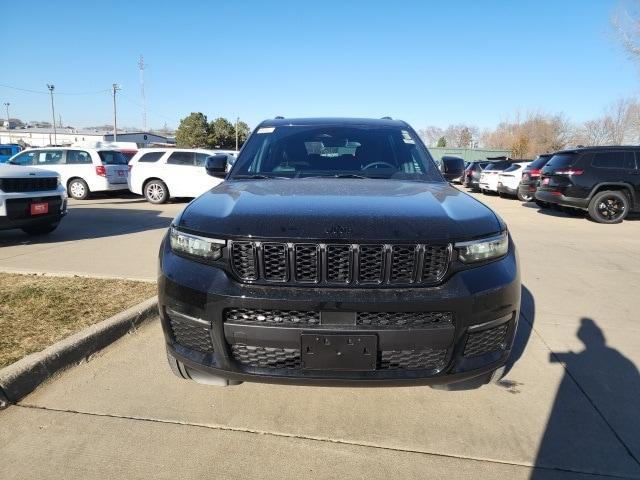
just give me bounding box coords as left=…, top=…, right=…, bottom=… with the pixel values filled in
left=0, top=83, right=110, bottom=95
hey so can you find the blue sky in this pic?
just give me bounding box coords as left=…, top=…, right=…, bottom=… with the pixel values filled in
left=1, top=0, right=638, bottom=131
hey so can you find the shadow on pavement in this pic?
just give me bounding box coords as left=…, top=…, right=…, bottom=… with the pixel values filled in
left=530, top=318, right=640, bottom=478
left=503, top=285, right=534, bottom=377
left=0, top=207, right=174, bottom=246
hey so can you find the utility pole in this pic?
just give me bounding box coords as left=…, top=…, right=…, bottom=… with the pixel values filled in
left=235, top=116, right=239, bottom=150
left=3, top=102, right=9, bottom=128
left=138, top=55, right=147, bottom=131
left=47, top=84, right=57, bottom=145
left=112, top=83, right=121, bottom=141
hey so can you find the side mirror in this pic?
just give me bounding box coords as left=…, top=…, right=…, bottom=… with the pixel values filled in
left=441, top=156, right=465, bottom=182
left=205, top=154, right=228, bottom=178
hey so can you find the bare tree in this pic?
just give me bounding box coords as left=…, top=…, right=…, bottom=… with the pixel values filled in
left=418, top=126, right=444, bottom=147
left=613, top=1, right=640, bottom=61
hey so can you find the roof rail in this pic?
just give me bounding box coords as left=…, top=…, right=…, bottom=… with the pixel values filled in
left=274, top=116, right=285, bottom=119
left=380, top=116, right=393, bottom=120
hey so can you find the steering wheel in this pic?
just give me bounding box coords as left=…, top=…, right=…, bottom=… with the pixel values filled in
left=362, top=161, right=395, bottom=170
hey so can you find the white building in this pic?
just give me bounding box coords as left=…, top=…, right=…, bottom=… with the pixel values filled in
left=0, top=128, right=173, bottom=148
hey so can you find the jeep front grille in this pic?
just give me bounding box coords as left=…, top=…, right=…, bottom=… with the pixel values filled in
left=230, top=241, right=450, bottom=287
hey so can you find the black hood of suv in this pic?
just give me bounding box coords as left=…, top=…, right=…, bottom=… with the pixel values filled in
left=177, top=179, right=501, bottom=243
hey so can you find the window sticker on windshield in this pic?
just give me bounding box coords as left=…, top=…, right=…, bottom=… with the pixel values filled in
left=257, top=127, right=275, bottom=134
left=401, top=130, right=415, bottom=144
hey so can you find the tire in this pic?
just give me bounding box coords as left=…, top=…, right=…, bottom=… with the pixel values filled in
left=144, top=179, right=169, bottom=204
left=21, top=222, right=59, bottom=236
left=588, top=190, right=629, bottom=224
left=68, top=178, right=90, bottom=200
left=517, top=190, right=533, bottom=202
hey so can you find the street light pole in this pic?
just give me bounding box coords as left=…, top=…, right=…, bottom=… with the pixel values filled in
left=3, top=102, right=9, bottom=128
left=235, top=116, right=239, bottom=151
left=46, top=84, right=57, bottom=145
left=112, top=83, right=121, bottom=141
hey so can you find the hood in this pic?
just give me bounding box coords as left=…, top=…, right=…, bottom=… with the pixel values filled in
left=178, top=179, right=501, bottom=243
left=0, top=164, right=59, bottom=178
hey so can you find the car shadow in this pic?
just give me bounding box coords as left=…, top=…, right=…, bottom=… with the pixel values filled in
left=502, top=285, right=534, bottom=377
left=0, top=206, right=175, bottom=246
left=530, top=318, right=640, bottom=478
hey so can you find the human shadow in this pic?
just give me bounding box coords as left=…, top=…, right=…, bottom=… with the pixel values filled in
left=0, top=206, right=174, bottom=246
left=530, top=318, right=640, bottom=478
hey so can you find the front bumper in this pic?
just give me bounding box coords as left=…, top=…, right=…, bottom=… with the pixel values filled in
left=0, top=192, right=67, bottom=231
left=158, top=236, right=521, bottom=386
left=535, top=189, right=589, bottom=209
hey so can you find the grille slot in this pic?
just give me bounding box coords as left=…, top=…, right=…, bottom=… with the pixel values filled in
left=326, top=244, right=351, bottom=283
left=229, top=241, right=450, bottom=287
left=0, top=177, right=58, bottom=193
left=390, top=245, right=418, bottom=283
left=231, top=344, right=301, bottom=369
left=168, top=314, right=214, bottom=354
left=358, top=245, right=384, bottom=283
left=225, top=309, right=452, bottom=329
left=262, top=243, right=287, bottom=281
left=225, top=308, right=320, bottom=326
left=464, top=324, right=509, bottom=357
left=231, top=242, right=257, bottom=280
left=295, top=244, right=319, bottom=282
left=380, top=349, right=447, bottom=370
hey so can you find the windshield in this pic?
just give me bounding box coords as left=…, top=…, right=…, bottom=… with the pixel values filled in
left=230, top=125, right=442, bottom=181
left=98, top=150, right=128, bottom=165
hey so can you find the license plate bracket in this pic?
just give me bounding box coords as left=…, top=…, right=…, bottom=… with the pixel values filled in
left=301, top=333, right=377, bottom=371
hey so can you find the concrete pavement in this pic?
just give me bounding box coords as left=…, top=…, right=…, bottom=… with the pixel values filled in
left=0, top=194, right=185, bottom=281
left=1, top=190, right=639, bottom=479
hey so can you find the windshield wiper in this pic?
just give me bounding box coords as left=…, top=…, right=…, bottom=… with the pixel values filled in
left=304, top=173, right=372, bottom=179
left=233, top=174, right=291, bottom=180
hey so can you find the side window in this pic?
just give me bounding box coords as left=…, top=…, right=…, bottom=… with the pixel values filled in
left=167, top=151, right=195, bottom=166
left=138, top=151, right=164, bottom=163
left=591, top=152, right=627, bottom=169
left=195, top=153, right=210, bottom=167
left=10, top=151, right=36, bottom=165
left=66, top=150, right=92, bottom=164
left=35, top=150, right=64, bottom=165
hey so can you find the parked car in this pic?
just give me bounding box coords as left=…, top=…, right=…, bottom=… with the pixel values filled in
left=8, top=147, right=129, bottom=200
left=159, top=117, right=520, bottom=390
left=0, top=163, right=67, bottom=235
left=128, top=148, right=224, bottom=203
left=497, top=162, right=531, bottom=198
left=517, top=153, right=553, bottom=202
left=0, top=144, right=22, bottom=163
left=536, top=146, right=640, bottom=223
left=478, top=160, right=513, bottom=193
left=440, top=156, right=465, bottom=183
left=462, top=161, right=489, bottom=190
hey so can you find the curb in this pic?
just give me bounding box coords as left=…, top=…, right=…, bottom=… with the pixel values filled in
left=0, top=296, right=158, bottom=406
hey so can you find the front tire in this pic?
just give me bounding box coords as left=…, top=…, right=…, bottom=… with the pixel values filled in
left=68, top=178, right=90, bottom=200
left=588, top=190, right=629, bottom=224
left=144, top=179, right=169, bottom=204
left=22, top=222, right=59, bottom=236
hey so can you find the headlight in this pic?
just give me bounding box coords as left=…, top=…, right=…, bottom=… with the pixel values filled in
left=169, top=226, right=225, bottom=261
left=455, top=232, right=508, bottom=263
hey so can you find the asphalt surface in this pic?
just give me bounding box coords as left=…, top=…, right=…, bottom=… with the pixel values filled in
left=1, top=189, right=639, bottom=479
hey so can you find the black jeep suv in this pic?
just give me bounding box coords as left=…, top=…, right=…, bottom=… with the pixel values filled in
left=159, top=118, right=520, bottom=389
left=517, top=153, right=553, bottom=202
left=535, top=146, right=640, bottom=223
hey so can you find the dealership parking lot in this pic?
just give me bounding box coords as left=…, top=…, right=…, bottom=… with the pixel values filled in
left=0, top=191, right=639, bottom=479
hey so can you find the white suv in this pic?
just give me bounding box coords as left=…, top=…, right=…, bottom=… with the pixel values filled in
left=497, top=162, right=531, bottom=197
left=0, top=163, right=67, bottom=235
left=128, top=148, right=226, bottom=203
left=9, top=148, right=130, bottom=200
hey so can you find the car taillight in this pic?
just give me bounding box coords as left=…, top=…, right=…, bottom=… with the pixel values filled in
left=555, top=168, right=584, bottom=176
left=529, top=168, right=541, bottom=177
left=96, top=165, right=106, bottom=177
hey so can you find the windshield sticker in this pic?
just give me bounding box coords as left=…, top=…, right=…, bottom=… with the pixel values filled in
left=257, top=127, right=275, bottom=134
left=401, top=130, right=415, bottom=144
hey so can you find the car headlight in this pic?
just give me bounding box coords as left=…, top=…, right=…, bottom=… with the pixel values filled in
left=455, top=232, right=508, bottom=263
left=169, top=226, right=225, bottom=261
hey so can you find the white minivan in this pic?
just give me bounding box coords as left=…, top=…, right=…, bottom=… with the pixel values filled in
left=128, top=148, right=228, bottom=203
left=9, top=148, right=129, bottom=200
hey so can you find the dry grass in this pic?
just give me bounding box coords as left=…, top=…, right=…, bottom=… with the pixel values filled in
left=0, top=273, right=156, bottom=368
